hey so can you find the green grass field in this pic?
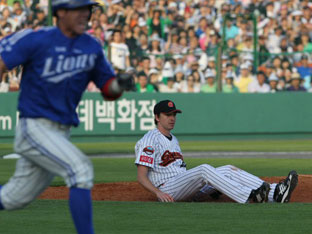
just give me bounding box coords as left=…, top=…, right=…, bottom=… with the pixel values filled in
left=1, top=200, right=311, bottom=234
left=2, top=139, right=312, bottom=156
left=0, top=140, right=312, bottom=233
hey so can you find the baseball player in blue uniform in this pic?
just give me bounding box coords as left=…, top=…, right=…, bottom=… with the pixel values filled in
left=135, top=100, right=298, bottom=203
left=0, top=1, right=134, bottom=233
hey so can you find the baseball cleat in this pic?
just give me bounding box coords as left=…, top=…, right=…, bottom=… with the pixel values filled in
left=274, top=170, right=298, bottom=203
left=249, top=182, right=270, bottom=203
left=191, top=185, right=222, bottom=202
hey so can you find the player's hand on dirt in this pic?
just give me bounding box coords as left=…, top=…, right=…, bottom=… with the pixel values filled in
left=117, top=73, right=136, bottom=91
left=156, top=191, right=175, bottom=202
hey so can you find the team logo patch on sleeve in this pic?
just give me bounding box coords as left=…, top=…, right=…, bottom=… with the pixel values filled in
left=143, top=146, right=154, bottom=155
left=139, top=155, right=154, bottom=164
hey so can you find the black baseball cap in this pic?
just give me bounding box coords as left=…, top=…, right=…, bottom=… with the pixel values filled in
left=153, top=100, right=182, bottom=115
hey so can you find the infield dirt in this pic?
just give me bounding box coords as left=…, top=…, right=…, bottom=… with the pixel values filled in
left=39, top=175, right=311, bottom=203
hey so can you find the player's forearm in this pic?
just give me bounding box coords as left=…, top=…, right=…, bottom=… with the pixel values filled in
left=137, top=173, right=160, bottom=195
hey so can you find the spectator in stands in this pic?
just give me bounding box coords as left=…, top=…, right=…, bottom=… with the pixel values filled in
left=205, top=29, right=219, bottom=55
left=186, top=36, right=203, bottom=63
left=268, top=73, right=280, bottom=93
left=281, top=58, right=292, bottom=73
left=125, top=7, right=139, bottom=29
left=31, top=8, right=47, bottom=29
left=207, top=56, right=216, bottom=70
left=148, top=68, right=160, bottom=92
left=198, top=27, right=214, bottom=52
left=302, top=6, right=312, bottom=32
left=137, top=32, right=149, bottom=58
left=271, top=56, right=283, bottom=78
left=99, top=12, right=113, bottom=32
left=11, top=0, right=27, bottom=30
left=93, top=25, right=105, bottom=47
left=187, top=60, right=205, bottom=84
left=161, top=60, right=175, bottom=84
left=200, top=69, right=217, bottom=93
left=181, top=73, right=200, bottom=93
left=301, top=33, right=312, bottom=52
left=165, top=28, right=181, bottom=55
left=222, top=71, right=239, bottom=93
left=192, top=69, right=204, bottom=89
left=173, top=54, right=187, bottom=74
left=173, top=68, right=185, bottom=92
left=136, top=56, right=151, bottom=77
left=0, top=7, right=13, bottom=38
left=237, top=34, right=254, bottom=55
left=159, top=76, right=178, bottom=93
left=286, top=72, right=307, bottom=92
left=0, top=0, right=10, bottom=12
left=109, top=29, right=130, bottom=73
left=248, top=71, right=270, bottom=93
left=107, top=0, right=126, bottom=26
left=88, top=18, right=101, bottom=35
left=196, top=17, right=209, bottom=38
left=236, top=18, right=250, bottom=43
left=258, top=35, right=270, bottom=65
left=178, top=36, right=189, bottom=55
left=154, top=56, right=165, bottom=72
left=222, top=18, right=239, bottom=41
left=235, top=63, right=255, bottom=93
left=136, top=71, right=156, bottom=93
left=147, top=34, right=165, bottom=68
left=124, top=25, right=140, bottom=61
left=295, top=54, right=312, bottom=89
left=229, top=54, right=240, bottom=75
left=308, top=75, right=312, bottom=93
left=282, top=69, right=293, bottom=87
left=147, top=8, right=166, bottom=39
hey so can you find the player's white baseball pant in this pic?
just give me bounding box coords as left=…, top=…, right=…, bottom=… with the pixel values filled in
left=0, top=118, right=93, bottom=210
left=159, top=164, right=277, bottom=203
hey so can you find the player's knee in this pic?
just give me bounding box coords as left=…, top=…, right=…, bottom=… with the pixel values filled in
left=225, top=165, right=240, bottom=171
left=198, top=164, right=215, bottom=178
left=3, top=196, right=34, bottom=211
left=218, top=165, right=235, bottom=171
left=67, top=159, right=94, bottom=190
left=200, top=164, right=214, bottom=171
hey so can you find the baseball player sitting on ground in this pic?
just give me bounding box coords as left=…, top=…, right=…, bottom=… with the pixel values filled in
left=0, top=1, right=134, bottom=234
left=135, top=100, right=298, bottom=203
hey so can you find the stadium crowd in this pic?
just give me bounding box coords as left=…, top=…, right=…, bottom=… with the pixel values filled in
left=0, top=0, right=311, bottom=93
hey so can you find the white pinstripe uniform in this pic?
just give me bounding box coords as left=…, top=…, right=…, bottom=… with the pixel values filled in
left=135, top=128, right=277, bottom=203
left=1, top=118, right=93, bottom=210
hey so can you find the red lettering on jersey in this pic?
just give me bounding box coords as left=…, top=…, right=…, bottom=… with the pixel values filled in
left=140, top=155, right=154, bottom=164
left=159, top=151, right=184, bottom=166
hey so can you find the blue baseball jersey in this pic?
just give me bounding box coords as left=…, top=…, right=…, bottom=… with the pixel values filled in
left=0, top=27, right=115, bottom=126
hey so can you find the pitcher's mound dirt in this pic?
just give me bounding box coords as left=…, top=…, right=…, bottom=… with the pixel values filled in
left=38, top=175, right=312, bottom=202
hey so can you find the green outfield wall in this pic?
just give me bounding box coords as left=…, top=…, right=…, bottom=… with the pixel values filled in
left=1, top=92, right=312, bottom=142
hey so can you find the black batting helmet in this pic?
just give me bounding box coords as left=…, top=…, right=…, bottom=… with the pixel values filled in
left=52, top=0, right=99, bottom=16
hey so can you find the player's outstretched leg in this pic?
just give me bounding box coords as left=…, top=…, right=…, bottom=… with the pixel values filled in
left=0, top=185, right=4, bottom=210
left=69, top=187, right=94, bottom=234
left=273, top=170, right=298, bottom=203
